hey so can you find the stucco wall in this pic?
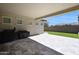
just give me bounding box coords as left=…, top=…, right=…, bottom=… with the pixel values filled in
left=0, top=14, right=44, bottom=35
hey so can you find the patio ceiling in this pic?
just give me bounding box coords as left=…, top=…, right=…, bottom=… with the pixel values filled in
left=0, top=3, right=79, bottom=19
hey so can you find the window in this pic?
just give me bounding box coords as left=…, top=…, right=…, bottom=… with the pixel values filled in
left=41, top=23, right=43, bottom=25
left=17, top=20, right=22, bottom=24
left=3, top=17, right=11, bottom=23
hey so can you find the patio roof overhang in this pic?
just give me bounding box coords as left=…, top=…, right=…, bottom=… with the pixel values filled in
left=0, top=3, right=79, bottom=19
left=35, top=5, right=79, bottom=20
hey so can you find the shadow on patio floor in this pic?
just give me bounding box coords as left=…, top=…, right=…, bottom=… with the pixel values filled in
left=0, top=38, right=63, bottom=55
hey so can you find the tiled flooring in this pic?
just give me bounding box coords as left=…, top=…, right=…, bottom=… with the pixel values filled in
left=1, top=32, right=78, bottom=55
left=29, top=32, right=79, bottom=55
left=0, top=38, right=62, bottom=55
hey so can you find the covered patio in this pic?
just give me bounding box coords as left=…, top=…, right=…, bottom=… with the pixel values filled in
left=0, top=3, right=79, bottom=55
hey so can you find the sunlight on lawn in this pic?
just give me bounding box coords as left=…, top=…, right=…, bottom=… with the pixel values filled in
left=48, top=31, right=79, bottom=39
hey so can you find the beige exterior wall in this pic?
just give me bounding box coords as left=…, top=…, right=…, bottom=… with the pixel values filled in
left=0, top=14, right=44, bottom=35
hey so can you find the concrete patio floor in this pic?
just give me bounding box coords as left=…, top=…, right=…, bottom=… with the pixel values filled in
left=0, top=37, right=62, bottom=55
left=29, top=32, right=79, bottom=55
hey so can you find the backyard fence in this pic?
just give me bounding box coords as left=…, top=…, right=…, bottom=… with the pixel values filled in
left=49, top=25, right=79, bottom=34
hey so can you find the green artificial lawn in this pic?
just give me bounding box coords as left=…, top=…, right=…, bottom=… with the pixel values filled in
left=48, top=31, right=79, bottom=39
